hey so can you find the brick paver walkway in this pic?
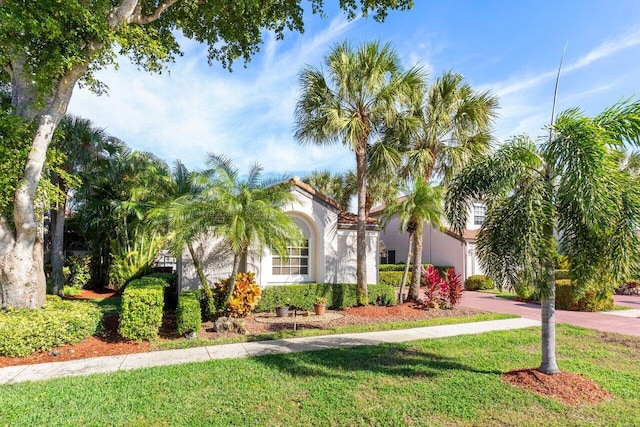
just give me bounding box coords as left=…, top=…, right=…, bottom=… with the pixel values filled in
left=460, top=291, right=640, bottom=337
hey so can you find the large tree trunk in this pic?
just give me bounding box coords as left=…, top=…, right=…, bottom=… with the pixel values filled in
left=0, top=114, right=60, bottom=309
left=355, top=147, right=368, bottom=305
left=1, top=37, right=98, bottom=308
left=50, top=196, right=67, bottom=296
left=407, top=222, right=424, bottom=302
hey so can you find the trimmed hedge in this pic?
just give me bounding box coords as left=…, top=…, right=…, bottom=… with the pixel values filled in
left=118, top=276, right=166, bottom=341
left=0, top=296, right=102, bottom=357
left=177, top=292, right=202, bottom=335
left=147, top=272, right=178, bottom=311
left=379, top=264, right=452, bottom=273
left=378, top=271, right=412, bottom=287
left=555, top=280, right=614, bottom=312
left=256, top=283, right=396, bottom=312
left=465, top=275, right=494, bottom=291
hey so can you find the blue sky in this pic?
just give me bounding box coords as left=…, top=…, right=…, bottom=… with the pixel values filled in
left=68, top=0, right=640, bottom=178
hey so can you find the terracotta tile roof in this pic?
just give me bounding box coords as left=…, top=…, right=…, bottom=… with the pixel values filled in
left=337, top=211, right=379, bottom=229
left=291, top=176, right=341, bottom=211
left=291, top=177, right=379, bottom=230
left=444, top=228, right=479, bottom=242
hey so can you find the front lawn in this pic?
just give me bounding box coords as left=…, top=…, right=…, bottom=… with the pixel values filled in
left=2, top=325, right=638, bottom=426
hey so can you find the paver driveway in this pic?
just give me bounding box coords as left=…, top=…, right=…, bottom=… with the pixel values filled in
left=460, top=291, right=640, bottom=337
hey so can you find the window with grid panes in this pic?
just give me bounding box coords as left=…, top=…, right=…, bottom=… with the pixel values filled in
left=473, top=205, right=486, bottom=225
left=272, top=239, right=309, bottom=275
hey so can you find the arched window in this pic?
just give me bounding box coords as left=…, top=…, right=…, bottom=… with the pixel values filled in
left=272, top=217, right=312, bottom=276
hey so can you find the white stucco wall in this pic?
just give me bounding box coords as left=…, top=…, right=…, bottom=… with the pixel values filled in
left=178, top=185, right=380, bottom=289
left=376, top=201, right=488, bottom=280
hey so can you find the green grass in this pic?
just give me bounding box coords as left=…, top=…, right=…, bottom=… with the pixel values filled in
left=154, top=313, right=515, bottom=350
left=1, top=325, right=639, bottom=426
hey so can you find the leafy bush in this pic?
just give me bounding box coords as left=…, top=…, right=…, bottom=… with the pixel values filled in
left=555, top=280, right=614, bottom=312
left=555, top=254, right=569, bottom=270
left=513, top=282, right=538, bottom=300
left=465, top=275, right=494, bottom=291
left=177, top=292, right=201, bottom=335
left=379, top=263, right=451, bottom=274
left=378, top=271, right=412, bottom=286
left=63, top=255, right=91, bottom=289
left=617, top=281, right=640, bottom=295
left=422, top=266, right=463, bottom=308
left=213, top=272, right=262, bottom=318
left=147, top=272, right=178, bottom=311
left=0, top=296, right=102, bottom=357
left=256, top=283, right=395, bottom=312
left=118, top=276, right=166, bottom=341
left=554, top=270, right=570, bottom=280
left=63, top=285, right=82, bottom=296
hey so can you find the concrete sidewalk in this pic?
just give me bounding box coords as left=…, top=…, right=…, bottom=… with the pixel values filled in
left=0, top=317, right=539, bottom=385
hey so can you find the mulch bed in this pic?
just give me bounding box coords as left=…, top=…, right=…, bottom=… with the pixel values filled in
left=503, top=368, right=614, bottom=405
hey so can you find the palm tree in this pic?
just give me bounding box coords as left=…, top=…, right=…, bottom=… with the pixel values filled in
left=401, top=72, right=498, bottom=301
left=445, top=100, right=640, bottom=374
left=48, top=115, right=109, bottom=294
left=381, top=179, right=444, bottom=303
left=295, top=41, right=424, bottom=305
left=205, top=154, right=303, bottom=310
left=301, top=170, right=353, bottom=209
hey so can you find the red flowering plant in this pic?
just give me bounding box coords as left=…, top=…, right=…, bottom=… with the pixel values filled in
left=422, top=265, right=464, bottom=308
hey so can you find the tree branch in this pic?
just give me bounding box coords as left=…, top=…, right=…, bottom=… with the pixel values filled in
left=130, top=0, right=181, bottom=25
left=108, top=0, right=139, bottom=30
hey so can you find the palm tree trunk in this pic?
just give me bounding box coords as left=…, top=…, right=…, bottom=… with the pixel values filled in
left=187, top=242, right=214, bottom=319
left=50, top=199, right=67, bottom=296
left=407, top=222, right=424, bottom=302
left=221, top=253, right=242, bottom=315
left=355, top=146, right=368, bottom=305
left=398, top=235, right=413, bottom=304
left=539, top=253, right=559, bottom=374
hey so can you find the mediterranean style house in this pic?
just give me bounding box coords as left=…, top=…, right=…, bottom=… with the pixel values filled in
left=369, top=201, right=485, bottom=280
left=178, top=177, right=380, bottom=292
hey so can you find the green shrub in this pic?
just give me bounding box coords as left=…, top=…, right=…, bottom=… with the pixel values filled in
left=0, top=296, right=102, bottom=357
left=256, top=283, right=396, bottom=312
left=555, top=269, right=570, bottom=280
left=555, top=280, right=614, bottom=312
left=118, top=277, right=166, bottom=341
left=464, top=275, right=494, bottom=291
left=63, top=255, right=91, bottom=289
left=63, top=285, right=82, bottom=296
left=378, top=271, right=413, bottom=286
left=379, top=264, right=451, bottom=274
left=147, top=272, right=178, bottom=311
left=213, top=272, right=262, bottom=318
left=177, top=292, right=202, bottom=335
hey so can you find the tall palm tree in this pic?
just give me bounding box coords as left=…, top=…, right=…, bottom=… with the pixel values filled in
left=381, top=179, right=444, bottom=303
left=445, top=100, right=640, bottom=374
left=401, top=72, right=498, bottom=301
left=295, top=41, right=424, bottom=305
left=49, top=115, right=108, bottom=294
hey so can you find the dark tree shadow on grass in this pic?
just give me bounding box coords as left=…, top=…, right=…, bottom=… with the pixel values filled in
left=252, top=343, right=501, bottom=380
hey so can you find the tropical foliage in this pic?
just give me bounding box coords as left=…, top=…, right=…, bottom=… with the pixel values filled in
left=295, top=40, right=424, bottom=305
left=446, top=99, right=640, bottom=374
